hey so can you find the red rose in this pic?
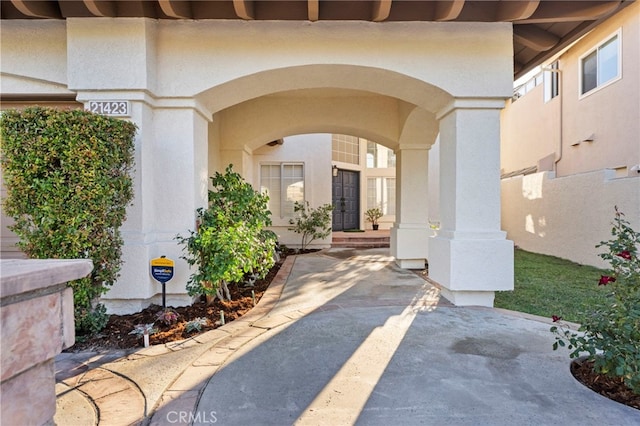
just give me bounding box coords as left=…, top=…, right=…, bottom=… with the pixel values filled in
left=598, top=275, right=616, bottom=286
left=616, top=250, right=632, bottom=260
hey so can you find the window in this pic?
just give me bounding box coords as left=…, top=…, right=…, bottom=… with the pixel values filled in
left=543, top=61, right=559, bottom=102
left=332, top=134, right=359, bottom=165
left=580, top=31, right=621, bottom=96
left=260, top=163, right=304, bottom=219
left=367, top=141, right=396, bottom=169
left=367, top=177, right=396, bottom=215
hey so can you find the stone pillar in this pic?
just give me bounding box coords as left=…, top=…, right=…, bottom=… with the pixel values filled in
left=391, top=144, right=431, bottom=269
left=1, top=259, right=93, bottom=426
left=429, top=101, right=514, bottom=306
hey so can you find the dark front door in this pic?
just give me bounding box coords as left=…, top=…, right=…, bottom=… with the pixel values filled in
left=332, top=169, right=359, bottom=231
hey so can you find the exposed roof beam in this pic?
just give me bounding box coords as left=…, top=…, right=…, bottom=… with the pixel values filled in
left=158, top=0, right=192, bottom=19
left=11, top=0, right=60, bottom=18
left=519, top=1, right=621, bottom=24
left=233, top=0, right=254, bottom=20
left=83, top=0, right=116, bottom=17
left=372, top=0, right=392, bottom=22
left=434, top=0, right=465, bottom=21
left=514, top=25, right=559, bottom=52
left=495, top=0, right=540, bottom=21
left=308, top=0, right=319, bottom=21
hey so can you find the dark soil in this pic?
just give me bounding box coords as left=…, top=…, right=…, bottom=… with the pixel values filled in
left=66, top=252, right=639, bottom=411
left=67, top=256, right=284, bottom=352
left=571, top=358, right=639, bottom=410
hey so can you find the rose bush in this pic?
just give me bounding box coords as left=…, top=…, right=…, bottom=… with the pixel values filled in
left=551, top=207, right=640, bottom=394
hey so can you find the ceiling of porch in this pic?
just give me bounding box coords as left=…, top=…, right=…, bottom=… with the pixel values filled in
left=0, top=0, right=632, bottom=79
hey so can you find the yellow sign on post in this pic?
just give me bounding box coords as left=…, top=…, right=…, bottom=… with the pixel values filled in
left=150, top=256, right=175, bottom=309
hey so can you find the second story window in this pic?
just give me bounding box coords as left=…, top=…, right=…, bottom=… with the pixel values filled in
left=580, top=31, right=621, bottom=96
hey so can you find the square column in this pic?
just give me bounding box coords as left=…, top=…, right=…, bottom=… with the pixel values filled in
left=391, top=145, right=431, bottom=269
left=429, top=102, right=514, bottom=306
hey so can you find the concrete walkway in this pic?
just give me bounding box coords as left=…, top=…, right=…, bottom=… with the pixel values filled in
left=55, top=248, right=640, bottom=425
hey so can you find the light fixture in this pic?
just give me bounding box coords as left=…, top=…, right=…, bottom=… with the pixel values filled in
left=332, top=165, right=338, bottom=177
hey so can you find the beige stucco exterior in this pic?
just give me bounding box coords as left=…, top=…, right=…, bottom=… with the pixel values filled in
left=501, top=2, right=640, bottom=268
left=2, top=18, right=515, bottom=312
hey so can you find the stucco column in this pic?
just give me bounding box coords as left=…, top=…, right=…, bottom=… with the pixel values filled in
left=429, top=101, right=514, bottom=306
left=391, top=144, right=431, bottom=269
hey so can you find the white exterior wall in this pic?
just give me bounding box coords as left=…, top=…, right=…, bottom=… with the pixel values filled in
left=2, top=18, right=514, bottom=312
left=502, top=171, right=639, bottom=268
left=253, top=134, right=333, bottom=249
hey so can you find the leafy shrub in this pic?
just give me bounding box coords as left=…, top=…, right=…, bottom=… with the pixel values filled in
left=288, top=201, right=334, bottom=251
left=0, top=107, right=136, bottom=334
left=551, top=207, right=640, bottom=394
left=177, top=165, right=276, bottom=300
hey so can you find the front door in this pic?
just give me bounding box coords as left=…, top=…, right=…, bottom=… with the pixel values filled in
left=332, top=169, right=359, bottom=231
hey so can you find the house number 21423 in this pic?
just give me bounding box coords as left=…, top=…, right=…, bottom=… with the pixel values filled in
left=86, top=101, right=130, bottom=116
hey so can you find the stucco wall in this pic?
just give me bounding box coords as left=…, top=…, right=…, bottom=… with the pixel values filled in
left=501, top=170, right=640, bottom=268
left=501, top=2, right=640, bottom=178
left=253, top=134, right=333, bottom=249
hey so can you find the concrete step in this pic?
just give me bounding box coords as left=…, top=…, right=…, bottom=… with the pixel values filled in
left=331, top=235, right=390, bottom=249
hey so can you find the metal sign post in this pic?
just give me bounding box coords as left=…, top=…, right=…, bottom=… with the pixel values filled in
left=150, top=256, right=175, bottom=309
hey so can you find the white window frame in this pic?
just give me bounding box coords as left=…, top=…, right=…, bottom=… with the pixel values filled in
left=260, top=162, right=305, bottom=220
left=543, top=61, right=560, bottom=103
left=579, top=29, right=622, bottom=99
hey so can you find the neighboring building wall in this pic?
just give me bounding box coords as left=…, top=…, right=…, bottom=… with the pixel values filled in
left=502, top=170, right=639, bottom=268
left=501, top=2, right=640, bottom=267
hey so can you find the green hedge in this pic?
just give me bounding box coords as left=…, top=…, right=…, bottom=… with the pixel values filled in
left=1, top=107, right=136, bottom=334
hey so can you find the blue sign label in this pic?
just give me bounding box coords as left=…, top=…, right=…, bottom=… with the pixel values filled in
left=150, top=257, right=175, bottom=283
left=151, top=266, right=174, bottom=283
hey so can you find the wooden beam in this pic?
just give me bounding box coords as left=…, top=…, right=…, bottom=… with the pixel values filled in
left=513, top=25, right=559, bottom=52
left=158, top=0, right=192, bottom=19
left=233, top=0, right=254, bottom=20
left=520, top=1, right=622, bottom=24
left=308, top=0, right=319, bottom=21
left=434, top=0, right=465, bottom=21
left=83, top=1, right=116, bottom=17
left=495, top=0, right=540, bottom=21
left=11, top=0, right=60, bottom=18
left=372, top=0, right=392, bottom=22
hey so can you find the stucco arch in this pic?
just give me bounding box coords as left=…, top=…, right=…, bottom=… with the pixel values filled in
left=215, top=90, right=430, bottom=152
left=196, top=64, right=454, bottom=117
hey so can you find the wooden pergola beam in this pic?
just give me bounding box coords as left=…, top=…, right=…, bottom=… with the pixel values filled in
left=495, top=0, right=540, bottom=21
left=83, top=0, right=116, bottom=17
left=514, top=25, right=559, bottom=52
left=11, top=0, right=60, bottom=18
left=233, top=0, right=254, bottom=20
left=158, top=0, right=192, bottom=19
left=434, top=0, right=465, bottom=21
left=372, top=0, right=392, bottom=22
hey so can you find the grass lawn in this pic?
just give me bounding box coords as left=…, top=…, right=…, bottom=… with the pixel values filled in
left=494, top=249, right=610, bottom=324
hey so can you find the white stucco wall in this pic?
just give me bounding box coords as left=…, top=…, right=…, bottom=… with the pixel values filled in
left=253, top=134, right=333, bottom=249
left=501, top=170, right=640, bottom=268
left=2, top=17, right=514, bottom=312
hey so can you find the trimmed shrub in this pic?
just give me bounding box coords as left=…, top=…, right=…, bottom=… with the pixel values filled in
left=1, top=107, right=136, bottom=334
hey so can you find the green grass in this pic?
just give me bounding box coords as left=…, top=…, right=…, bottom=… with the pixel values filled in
left=494, top=249, right=610, bottom=324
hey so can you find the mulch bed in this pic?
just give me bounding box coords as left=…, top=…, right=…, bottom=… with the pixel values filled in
left=571, top=358, right=639, bottom=410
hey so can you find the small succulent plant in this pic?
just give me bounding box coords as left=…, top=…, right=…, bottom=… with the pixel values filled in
left=129, top=323, right=157, bottom=336
left=156, top=308, right=179, bottom=325
left=185, top=317, right=209, bottom=333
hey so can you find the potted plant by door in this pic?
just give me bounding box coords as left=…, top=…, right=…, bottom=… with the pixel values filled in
left=365, top=208, right=383, bottom=230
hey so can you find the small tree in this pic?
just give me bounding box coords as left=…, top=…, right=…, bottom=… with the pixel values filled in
left=0, top=107, right=136, bottom=334
left=289, top=201, right=334, bottom=251
left=177, top=165, right=276, bottom=301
